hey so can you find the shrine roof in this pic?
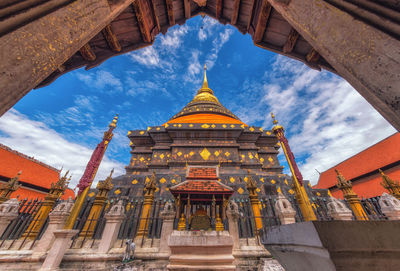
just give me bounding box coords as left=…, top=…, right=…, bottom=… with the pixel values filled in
left=170, top=180, right=234, bottom=194
left=187, top=167, right=218, bottom=180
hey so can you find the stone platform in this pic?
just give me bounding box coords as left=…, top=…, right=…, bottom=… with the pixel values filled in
left=167, top=230, right=235, bottom=270
left=263, top=221, right=400, bottom=271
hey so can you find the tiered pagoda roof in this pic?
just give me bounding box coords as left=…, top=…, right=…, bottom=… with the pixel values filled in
left=167, top=65, right=246, bottom=125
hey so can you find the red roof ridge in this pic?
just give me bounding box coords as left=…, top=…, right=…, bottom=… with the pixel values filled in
left=0, top=143, right=60, bottom=173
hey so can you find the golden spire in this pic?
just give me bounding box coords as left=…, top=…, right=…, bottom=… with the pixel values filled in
left=379, top=169, right=400, bottom=200
left=202, top=64, right=209, bottom=89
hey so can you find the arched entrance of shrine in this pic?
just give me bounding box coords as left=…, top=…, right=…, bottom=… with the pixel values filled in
left=0, top=0, right=399, bottom=130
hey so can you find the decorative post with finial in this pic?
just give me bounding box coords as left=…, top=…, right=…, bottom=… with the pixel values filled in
left=0, top=171, right=21, bottom=204
left=379, top=169, right=400, bottom=200
left=79, top=169, right=114, bottom=238
left=335, top=169, right=368, bottom=220
left=136, top=171, right=157, bottom=237
left=23, top=170, right=70, bottom=238
left=270, top=113, right=316, bottom=221
left=245, top=170, right=263, bottom=230
left=64, top=114, right=118, bottom=229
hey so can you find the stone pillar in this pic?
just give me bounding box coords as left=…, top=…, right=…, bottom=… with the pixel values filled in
left=34, top=198, right=74, bottom=253
left=0, top=0, right=133, bottom=117
left=0, top=198, right=19, bottom=237
left=327, top=197, right=353, bottom=221
left=98, top=200, right=125, bottom=253
left=39, top=229, right=78, bottom=271
left=379, top=192, right=400, bottom=220
left=159, top=202, right=175, bottom=254
left=275, top=193, right=297, bottom=225
left=226, top=200, right=240, bottom=250
left=268, top=0, right=400, bottom=131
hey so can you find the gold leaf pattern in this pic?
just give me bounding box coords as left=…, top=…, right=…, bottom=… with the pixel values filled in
left=201, top=124, right=210, bottom=128
left=200, top=148, right=211, bottom=160
left=224, top=151, right=230, bottom=157
left=268, top=157, right=274, bottom=163
left=132, top=179, right=138, bottom=184
left=177, top=152, right=182, bottom=156
left=271, top=179, right=276, bottom=184
left=237, top=187, right=244, bottom=194
left=114, top=189, right=121, bottom=195
left=214, top=151, right=220, bottom=156
left=88, top=192, right=95, bottom=197
left=289, top=189, right=294, bottom=194
left=230, top=177, right=235, bottom=183
left=160, top=154, right=165, bottom=159
left=159, top=178, right=166, bottom=184
left=260, top=178, right=264, bottom=183
left=249, top=127, right=254, bottom=132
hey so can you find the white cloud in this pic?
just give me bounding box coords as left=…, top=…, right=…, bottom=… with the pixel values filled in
left=128, top=46, right=160, bottom=67
left=184, top=50, right=202, bottom=84
left=198, top=17, right=219, bottom=41
left=0, top=110, right=125, bottom=189
left=260, top=56, right=396, bottom=184
left=76, top=70, right=123, bottom=93
left=206, top=28, right=234, bottom=69
left=160, top=25, right=189, bottom=50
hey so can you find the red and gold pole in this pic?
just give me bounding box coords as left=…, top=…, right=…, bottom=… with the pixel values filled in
left=64, top=114, right=118, bottom=229
left=271, top=113, right=316, bottom=221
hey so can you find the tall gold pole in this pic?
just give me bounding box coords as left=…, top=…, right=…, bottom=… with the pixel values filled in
left=23, top=171, right=70, bottom=238
left=136, top=172, right=157, bottom=237
left=246, top=171, right=263, bottom=230
left=271, top=113, right=316, bottom=221
left=335, top=170, right=368, bottom=220
left=79, top=169, right=113, bottom=237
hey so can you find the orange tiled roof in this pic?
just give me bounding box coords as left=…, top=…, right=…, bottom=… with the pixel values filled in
left=187, top=167, right=218, bottom=180
left=0, top=144, right=75, bottom=200
left=170, top=180, right=233, bottom=194
left=166, top=114, right=246, bottom=125
left=314, top=133, right=400, bottom=191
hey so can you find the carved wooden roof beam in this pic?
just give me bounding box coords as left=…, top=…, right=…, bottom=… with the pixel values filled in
left=231, top=0, right=240, bottom=25
left=150, top=0, right=161, bottom=32
left=102, top=24, right=122, bottom=52
left=246, top=0, right=255, bottom=31
left=166, top=0, right=175, bottom=25
left=184, top=0, right=191, bottom=19
left=283, top=27, right=299, bottom=54
left=305, top=48, right=321, bottom=71
left=79, top=43, right=96, bottom=61
left=253, top=0, right=271, bottom=43
left=133, top=0, right=151, bottom=43
left=216, top=0, right=223, bottom=19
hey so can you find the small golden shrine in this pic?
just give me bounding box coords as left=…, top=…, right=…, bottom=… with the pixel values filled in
left=169, top=166, right=234, bottom=231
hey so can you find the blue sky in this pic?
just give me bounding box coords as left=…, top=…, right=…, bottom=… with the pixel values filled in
left=0, top=16, right=396, bottom=188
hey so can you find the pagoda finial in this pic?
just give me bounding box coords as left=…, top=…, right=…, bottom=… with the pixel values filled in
left=202, top=64, right=209, bottom=89
left=109, top=114, right=119, bottom=128
left=271, top=112, right=284, bottom=132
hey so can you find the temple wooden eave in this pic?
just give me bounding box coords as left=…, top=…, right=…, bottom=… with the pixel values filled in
left=33, top=0, right=340, bottom=89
